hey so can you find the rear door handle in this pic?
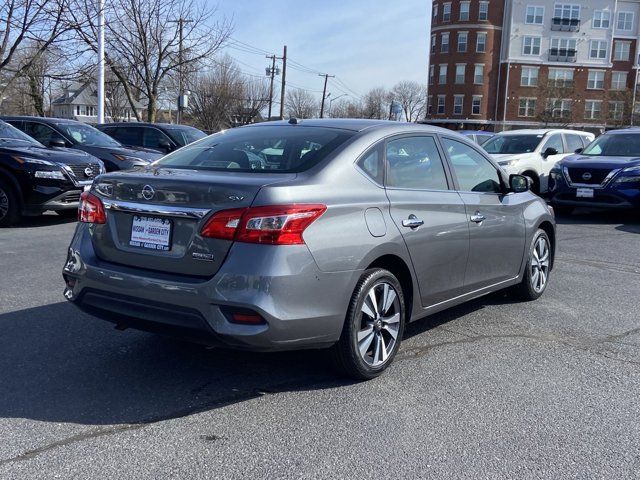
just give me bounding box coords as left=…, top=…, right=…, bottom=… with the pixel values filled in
left=470, top=212, right=486, bottom=223
left=402, top=215, right=424, bottom=229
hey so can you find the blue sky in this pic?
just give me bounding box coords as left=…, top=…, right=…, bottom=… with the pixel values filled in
left=215, top=0, right=432, bottom=102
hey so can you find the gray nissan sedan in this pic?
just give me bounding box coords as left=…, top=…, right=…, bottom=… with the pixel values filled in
left=63, top=119, right=555, bottom=379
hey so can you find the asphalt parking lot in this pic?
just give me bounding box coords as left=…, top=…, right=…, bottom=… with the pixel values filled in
left=1, top=210, right=639, bottom=479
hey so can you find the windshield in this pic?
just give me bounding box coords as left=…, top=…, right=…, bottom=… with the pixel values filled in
left=582, top=133, right=640, bottom=157
left=166, top=126, right=207, bottom=146
left=482, top=134, right=544, bottom=154
left=0, top=121, right=44, bottom=147
left=153, top=126, right=354, bottom=173
left=56, top=122, right=122, bottom=147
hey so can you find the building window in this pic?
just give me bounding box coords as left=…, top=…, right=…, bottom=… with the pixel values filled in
left=427, top=96, right=433, bottom=115
left=474, top=64, right=484, bottom=84
left=460, top=2, right=470, bottom=21
left=611, top=71, right=628, bottom=90
left=592, top=10, right=610, bottom=29
left=457, top=32, right=468, bottom=52
left=433, top=4, right=438, bottom=19
left=453, top=95, right=464, bottom=115
left=476, top=32, right=487, bottom=52
left=519, top=98, right=537, bottom=117
left=431, top=34, right=436, bottom=54
left=429, top=65, right=435, bottom=85
left=548, top=68, right=573, bottom=86
left=521, top=67, right=539, bottom=86
left=441, top=33, right=449, bottom=53
left=439, top=64, right=448, bottom=84
left=589, top=40, right=607, bottom=59
left=455, top=64, right=466, bottom=84
left=472, top=96, right=482, bottom=115
left=437, top=95, right=446, bottom=114
left=609, top=101, right=625, bottom=120
left=587, top=70, right=605, bottom=89
left=584, top=100, right=602, bottom=120
left=554, top=4, right=580, bottom=21
left=550, top=37, right=577, bottom=52
left=526, top=6, right=544, bottom=24
left=617, top=11, right=634, bottom=31
left=522, top=36, right=541, bottom=55
left=614, top=41, right=631, bottom=61
left=443, top=3, right=451, bottom=22
left=547, top=99, right=572, bottom=118
left=479, top=2, right=489, bottom=21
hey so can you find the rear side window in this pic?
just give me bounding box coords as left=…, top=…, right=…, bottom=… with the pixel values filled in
left=154, top=126, right=354, bottom=173
left=143, top=128, right=171, bottom=148
left=357, top=145, right=384, bottom=184
left=110, top=127, right=141, bottom=145
left=565, top=134, right=583, bottom=152
left=442, top=137, right=502, bottom=193
left=386, top=136, right=449, bottom=190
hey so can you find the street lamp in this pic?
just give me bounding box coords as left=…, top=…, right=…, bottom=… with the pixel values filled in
left=328, top=94, right=347, bottom=117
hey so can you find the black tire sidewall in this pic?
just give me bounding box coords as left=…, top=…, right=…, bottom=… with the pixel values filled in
left=341, top=269, right=406, bottom=379
left=0, top=178, right=20, bottom=227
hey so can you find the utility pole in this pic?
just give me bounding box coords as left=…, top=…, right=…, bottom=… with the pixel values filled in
left=318, top=73, right=335, bottom=118
left=266, top=54, right=277, bottom=120
left=279, top=45, right=287, bottom=119
left=96, top=0, right=105, bottom=124
left=170, top=18, right=193, bottom=124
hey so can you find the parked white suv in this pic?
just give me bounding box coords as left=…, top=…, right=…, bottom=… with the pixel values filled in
left=482, top=129, right=595, bottom=193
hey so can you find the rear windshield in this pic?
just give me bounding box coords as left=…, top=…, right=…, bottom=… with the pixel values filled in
left=153, top=126, right=354, bottom=172
left=582, top=133, right=640, bottom=156
left=482, top=134, right=544, bottom=154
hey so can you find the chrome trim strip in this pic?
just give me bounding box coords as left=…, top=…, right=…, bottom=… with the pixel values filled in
left=423, top=276, right=519, bottom=311
left=102, top=199, right=211, bottom=219
left=562, top=166, right=621, bottom=189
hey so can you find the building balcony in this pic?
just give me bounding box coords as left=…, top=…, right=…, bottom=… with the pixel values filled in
left=551, top=17, right=580, bottom=32
left=548, top=48, right=577, bottom=63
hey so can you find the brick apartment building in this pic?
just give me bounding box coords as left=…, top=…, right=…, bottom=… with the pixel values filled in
left=425, top=0, right=640, bottom=132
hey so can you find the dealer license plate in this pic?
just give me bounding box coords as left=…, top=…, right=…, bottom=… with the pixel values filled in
left=129, top=216, right=172, bottom=251
left=576, top=188, right=594, bottom=198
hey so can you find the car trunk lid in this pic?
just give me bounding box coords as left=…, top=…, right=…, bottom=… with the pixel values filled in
left=90, top=167, right=295, bottom=277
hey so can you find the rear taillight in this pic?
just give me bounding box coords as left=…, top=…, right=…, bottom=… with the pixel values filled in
left=79, top=191, right=107, bottom=224
left=201, top=204, right=326, bottom=245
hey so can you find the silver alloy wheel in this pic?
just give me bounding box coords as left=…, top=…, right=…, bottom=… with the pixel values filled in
left=0, top=188, right=8, bottom=220
left=531, top=235, right=550, bottom=293
left=357, top=281, right=401, bottom=367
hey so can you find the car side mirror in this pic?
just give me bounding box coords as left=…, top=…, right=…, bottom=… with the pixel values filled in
left=574, top=147, right=583, bottom=154
left=509, top=174, right=529, bottom=193
left=49, top=137, right=66, bottom=148
left=542, top=147, right=558, bottom=158
left=158, top=139, right=172, bottom=152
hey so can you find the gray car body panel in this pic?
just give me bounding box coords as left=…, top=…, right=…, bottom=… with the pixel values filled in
left=64, top=119, right=555, bottom=351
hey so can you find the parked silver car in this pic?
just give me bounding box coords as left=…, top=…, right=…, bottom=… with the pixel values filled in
left=63, top=119, right=556, bottom=379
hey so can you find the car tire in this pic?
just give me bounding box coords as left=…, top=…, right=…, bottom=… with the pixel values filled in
left=513, top=228, right=552, bottom=301
left=0, top=178, right=21, bottom=227
left=331, top=268, right=406, bottom=380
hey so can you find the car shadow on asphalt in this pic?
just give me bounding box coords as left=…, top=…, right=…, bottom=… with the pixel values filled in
left=554, top=208, right=639, bottom=234
left=10, top=213, right=77, bottom=229
left=0, top=301, right=354, bottom=427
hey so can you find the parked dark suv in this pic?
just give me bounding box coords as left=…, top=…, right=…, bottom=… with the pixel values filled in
left=1, top=117, right=163, bottom=172
left=0, top=120, right=104, bottom=226
left=96, top=122, right=206, bottom=154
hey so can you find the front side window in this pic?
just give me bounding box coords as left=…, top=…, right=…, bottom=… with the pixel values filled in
left=483, top=134, right=543, bottom=154
left=111, top=127, right=141, bottom=145
left=443, top=138, right=501, bottom=193
left=166, top=127, right=206, bottom=146
left=565, top=134, right=583, bottom=152
left=385, top=136, right=449, bottom=190
left=543, top=134, right=565, bottom=153
left=154, top=126, right=354, bottom=173
left=143, top=128, right=172, bottom=149
left=23, top=122, right=57, bottom=145
left=0, top=121, right=43, bottom=146
left=56, top=123, right=121, bottom=147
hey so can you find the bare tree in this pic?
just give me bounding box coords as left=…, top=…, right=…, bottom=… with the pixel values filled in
left=361, top=87, right=389, bottom=119
left=285, top=88, right=318, bottom=119
left=186, top=56, right=269, bottom=132
left=390, top=81, right=426, bottom=122
left=0, top=0, right=71, bottom=90
left=68, top=0, right=232, bottom=122
left=330, top=98, right=364, bottom=118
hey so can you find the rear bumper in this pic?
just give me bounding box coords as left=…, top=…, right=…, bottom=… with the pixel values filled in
left=63, top=224, right=360, bottom=351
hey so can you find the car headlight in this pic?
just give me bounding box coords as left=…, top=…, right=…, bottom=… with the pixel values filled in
left=34, top=170, right=66, bottom=180
left=113, top=154, right=147, bottom=163
left=614, top=165, right=640, bottom=184
left=11, top=155, right=57, bottom=166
